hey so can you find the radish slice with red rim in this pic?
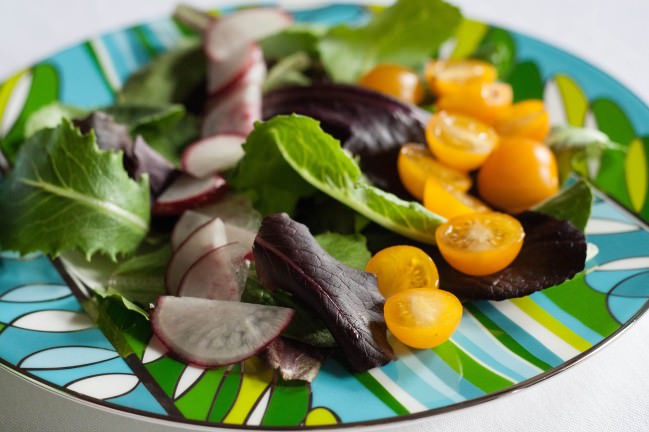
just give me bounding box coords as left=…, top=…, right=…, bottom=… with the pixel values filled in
left=181, top=134, right=246, bottom=178
left=153, top=174, right=228, bottom=216
left=207, top=42, right=264, bottom=96
left=204, top=8, right=292, bottom=63
left=178, top=242, right=249, bottom=300
left=166, top=217, right=227, bottom=295
left=171, top=211, right=213, bottom=251
left=202, top=83, right=262, bottom=137
left=224, top=223, right=257, bottom=252
left=151, top=296, right=295, bottom=367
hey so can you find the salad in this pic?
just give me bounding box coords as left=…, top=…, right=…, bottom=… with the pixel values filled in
left=0, top=0, right=617, bottom=382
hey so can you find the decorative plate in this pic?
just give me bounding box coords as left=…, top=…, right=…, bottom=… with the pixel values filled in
left=1, top=3, right=649, bottom=430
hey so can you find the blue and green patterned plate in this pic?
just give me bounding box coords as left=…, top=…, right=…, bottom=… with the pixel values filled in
left=2, top=3, right=649, bottom=430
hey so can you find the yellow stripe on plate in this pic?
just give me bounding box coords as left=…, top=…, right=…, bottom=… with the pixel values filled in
left=510, top=297, right=592, bottom=352
left=0, top=69, right=28, bottom=125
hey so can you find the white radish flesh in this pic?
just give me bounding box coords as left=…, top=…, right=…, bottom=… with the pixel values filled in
left=207, top=43, right=263, bottom=96
left=178, top=242, right=249, bottom=300
left=202, top=82, right=262, bottom=137
left=166, top=217, right=227, bottom=295
left=224, top=223, right=257, bottom=252
left=204, top=8, right=292, bottom=63
left=154, top=174, right=228, bottom=216
left=196, top=194, right=262, bottom=231
left=181, top=134, right=246, bottom=178
left=171, top=211, right=212, bottom=251
left=151, top=296, right=295, bottom=367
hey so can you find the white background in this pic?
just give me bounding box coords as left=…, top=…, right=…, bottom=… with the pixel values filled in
left=1, top=1, right=649, bottom=431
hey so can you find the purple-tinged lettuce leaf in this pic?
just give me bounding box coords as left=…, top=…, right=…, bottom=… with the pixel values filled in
left=253, top=213, right=394, bottom=372
left=75, top=112, right=176, bottom=197
left=263, top=84, right=427, bottom=198
left=262, top=337, right=324, bottom=383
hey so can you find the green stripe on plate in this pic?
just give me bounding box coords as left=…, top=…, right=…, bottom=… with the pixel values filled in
left=465, top=303, right=553, bottom=371
left=83, top=41, right=116, bottom=96
left=208, top=365, right=242, bottom=423
left=542, top=274, right=620, bottom=338
left=131, top=26, right=159, bottom=58
left=262, top=381, right=311, bottom=426
left=509, top=297, right=592, bottom=352
left=434, top=340, right=514, bottom=393
left=145, top=357, right=185, bottom=398
left=354, top=371, right=409, bottom=416
left=176, top=368, right=227, bottom=420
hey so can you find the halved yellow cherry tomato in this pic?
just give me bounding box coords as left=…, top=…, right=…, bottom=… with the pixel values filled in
left=436, top=82, right=513, bottom=125
left=384, top=288, right=462, bottom=349
left=423, top=177, right=490, bottom=219
left=426, top=111, right=499, bottom=171
left=495, top=100, right=551, bottom=141
left=477, top=137, right=559, bottom=213
left=359, top=64, right=424, bottom=104
left=397, top=144, right=472, bottom=200
left=365, top=245, right=439, bottom=299
left=435, top=212, right=525, bottom=276
left=425, top=59, right=497, bottom=96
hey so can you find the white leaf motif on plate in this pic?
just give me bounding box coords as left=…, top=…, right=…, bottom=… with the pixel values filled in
left=142, top=334, right=167, bottom=364
left=597, top=257, right=649, bottom=271
left=11, top=310, right=94, bottom=332
left=66, top=374, right=139, bottom=400
left=174, top=364, right=205, bottom=399
left=0, top=284, right=71, bottom=303
left=585, top=218, right=638, bottom=235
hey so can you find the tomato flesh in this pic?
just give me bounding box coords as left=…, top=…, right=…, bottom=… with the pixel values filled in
left=423, top=177, right=490, bottom=219
left=435, top=212, right=525, bottom=276
left=359, top=64, right=424, bottom=104
left=477, top=137, right=559, bottom=212
left=426, top=111, right=499, bottom=171
left=384, top=288, right=462, bottom=349
left=495, top=100, right=550, bottom=141
left=397, top=144, right=472, bottom=200
left=436, top=82, right=513, bottom=125
left=425, top=59, right=497, bottom=96
left=365, top=245, right=439, bottom=299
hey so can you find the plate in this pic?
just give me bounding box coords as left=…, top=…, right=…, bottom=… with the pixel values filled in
left=1, top=3, right=649, bottom=430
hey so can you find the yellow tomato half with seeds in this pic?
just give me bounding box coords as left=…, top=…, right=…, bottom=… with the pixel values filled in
left=384, top=288, right=463, bottom=349
left=397, top=144, right=472, bottom=200
left=425, top=59, right=497, bottom=95
left=426, top=111, right=499, bottom=171
left=435, top=212, right=525, bottom=276
left=365, top=245, right=439, bottom=299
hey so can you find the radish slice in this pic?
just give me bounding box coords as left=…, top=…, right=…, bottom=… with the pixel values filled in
left=202, top=81, right=263, bottom=137
left=181, top=134, right=246, bottom=178
left=153, top=174, right=228, bottom=215
left=225, top=223, right=257, bottom=252
left=196, top=194, right=262, bottom=231
left=151, top=296, right=295, bottom=367
left=204, top=8, right=292, bottom=63
left=166, top=217, right=227, bottom=295
left=178, top=242, right=249, bottom=300
left=207, top=42, right=263, bottom=96
left=171, top=211, right=212, bottom=250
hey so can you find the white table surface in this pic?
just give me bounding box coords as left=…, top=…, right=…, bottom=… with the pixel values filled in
left=2, top=1, right=649, bottom=431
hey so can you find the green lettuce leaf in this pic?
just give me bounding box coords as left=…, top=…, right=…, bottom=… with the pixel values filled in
left=61, top=240, right=170, bottom=318
left=262, top=52, right=312, bottom=93
left=533, top=179, right=593, bottom=232
left=317, top=0, right=461, bottom=82
left=315, top=232, right=371, bottom=270
left=260, top=24, right=326, bottom=59
left=546, top=125, right=626, bottom=184
left=0, top=120, right=150, bottom=259
left=25, top=102, right=89, bottom=138
left=231, top=114, right=444, bottom=244
left=118, top=42, right=206, bottom=106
